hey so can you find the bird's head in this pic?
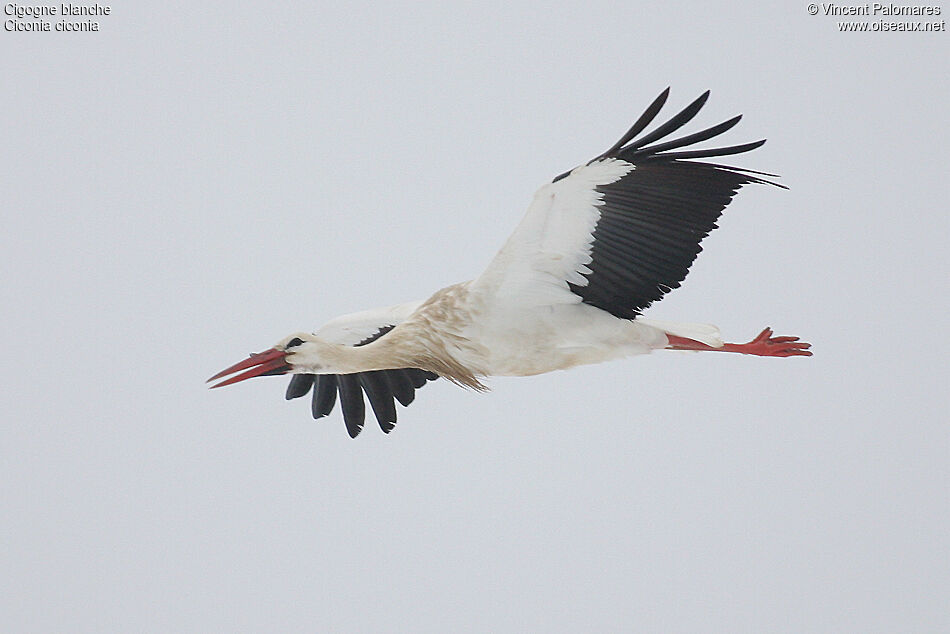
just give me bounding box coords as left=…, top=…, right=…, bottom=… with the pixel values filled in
left=207, top=333, right=337, bottom=388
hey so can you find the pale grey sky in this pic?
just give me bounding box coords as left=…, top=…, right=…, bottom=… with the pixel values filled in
left=2, top=1, right=948, bottom=632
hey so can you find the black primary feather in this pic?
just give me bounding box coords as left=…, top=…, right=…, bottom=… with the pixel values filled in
left=359, top=371, right=397, bottom=433
left=285, top=374, right=314, bottom=400
left=311, top=375, right=337, bottom=419
left=337, top=374, right=365, bottom=438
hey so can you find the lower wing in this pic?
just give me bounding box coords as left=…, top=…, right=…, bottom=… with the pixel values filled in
left=285, top=302, right=439, bottom=438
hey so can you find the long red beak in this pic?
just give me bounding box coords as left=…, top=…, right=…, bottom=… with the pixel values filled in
left=207, top=348, right=290, bottom=389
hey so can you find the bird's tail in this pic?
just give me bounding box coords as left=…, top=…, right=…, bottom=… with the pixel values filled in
left=636, top=318, right=724, bottom=348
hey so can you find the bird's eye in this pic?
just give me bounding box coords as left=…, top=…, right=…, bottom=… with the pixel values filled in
left=286, top=337, right=305, bottom=348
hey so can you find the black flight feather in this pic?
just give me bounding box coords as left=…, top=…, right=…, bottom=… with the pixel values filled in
left=337, top=374, right=365, bottom=438
left=285, top=374, right=314, bottom=400
left=311, top=375, right=337, bottom=419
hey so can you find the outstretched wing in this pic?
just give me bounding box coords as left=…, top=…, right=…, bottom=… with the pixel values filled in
left=473, top=88, right=783, bottom=319
left=285, top=302, right=439, bottom=438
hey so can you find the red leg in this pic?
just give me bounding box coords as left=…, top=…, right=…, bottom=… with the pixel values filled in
left=666, top=327, right=812, bottom=357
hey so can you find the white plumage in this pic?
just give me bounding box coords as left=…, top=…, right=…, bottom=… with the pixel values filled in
left=209, top=89, right=811, bottom=437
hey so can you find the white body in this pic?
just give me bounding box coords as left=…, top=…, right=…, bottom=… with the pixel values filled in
left=316, top=287, right=721, bottom=380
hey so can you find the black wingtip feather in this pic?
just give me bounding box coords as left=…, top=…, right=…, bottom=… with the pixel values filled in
left=650, top=139, right=766, bottom=161
left=598, top=87, right=671, bottom=159
left=588, top=91, right=775, bottom=173
left=311, top=375, right=338, bottom=419
left=337, top=375, right=365, bottom=438
left=386, top=370, right=417, bottom=407
left=285, top=374, right=314, bottom=400
left=634, top=114, right=743, bottom=157
left=623, top=91, right=710, bottom=153
left=359, top=371, right=397, bottom=433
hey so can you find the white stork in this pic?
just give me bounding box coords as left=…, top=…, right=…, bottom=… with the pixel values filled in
left=209, top=89, right=811, bottom=437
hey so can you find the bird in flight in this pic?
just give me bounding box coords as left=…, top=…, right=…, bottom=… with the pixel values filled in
left=209, top=89, right=811, bottom=437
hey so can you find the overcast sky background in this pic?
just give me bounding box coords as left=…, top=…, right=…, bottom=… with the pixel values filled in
left=2, top=1, right=947, bottom=632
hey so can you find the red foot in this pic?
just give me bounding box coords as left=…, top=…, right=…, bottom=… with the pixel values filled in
left=723, top=327, right=812, bottom=357
left=667, top=327, right=812, bottom=357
